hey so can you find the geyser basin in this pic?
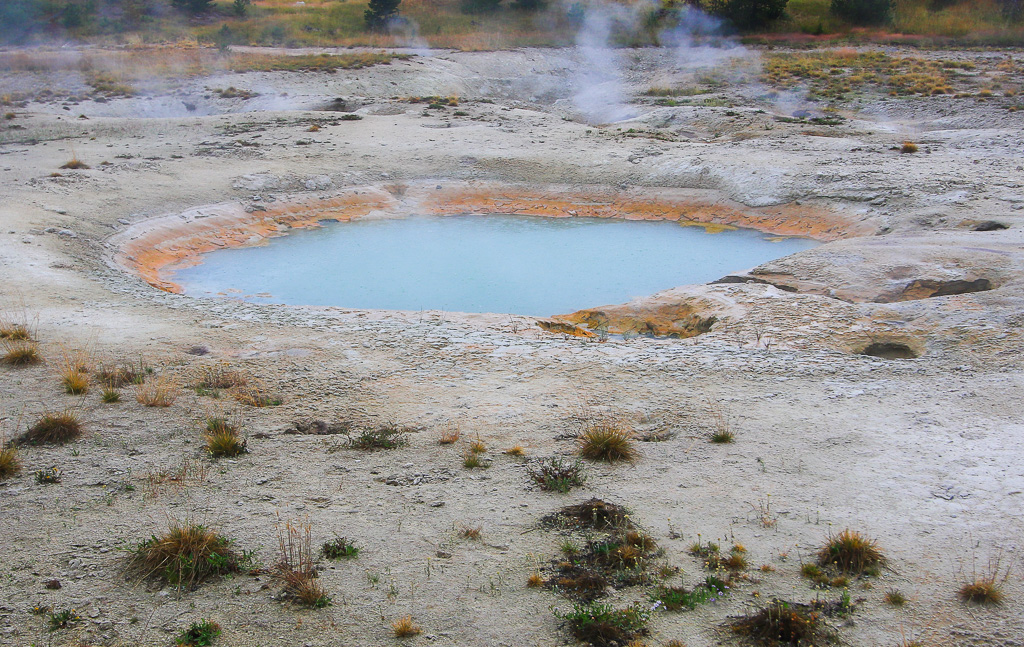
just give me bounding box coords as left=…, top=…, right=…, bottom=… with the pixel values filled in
left=171, top=214, right=817, bottom=316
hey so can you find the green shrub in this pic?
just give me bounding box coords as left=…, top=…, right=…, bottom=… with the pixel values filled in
left=707, top=0, right=789, bottom=30
left=831, top=0, right=893, bottom=25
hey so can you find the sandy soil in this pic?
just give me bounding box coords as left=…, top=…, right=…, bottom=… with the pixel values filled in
left=1, top=45, right=1023, bottom=647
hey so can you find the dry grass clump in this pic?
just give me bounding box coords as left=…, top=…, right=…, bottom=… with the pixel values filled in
left=136, top=375, right=180, bottom=407
left=437, top=422, right=460, bottom=444
left=195, top=363, right=247, bottom=392
left=706, top=399, right=735, bottom=443
left=462, top=448, right=486, bottom=469
left=391, top=615, right=421, bottom=638
left=61, top=367, right=89, bottom=395
left=901, top=141, right=919, bottom=154
left=504, top=445, right=525, bottom=456
left=0, top=323, right=31, bottom=340
left=527, top=572, right=544, bottom=588
left=0, top=443, right=21, bottom=480
left=1, top=340, right=41, bottom=365
left=817, top=529, right=886, bottom=575
left=275, top=520, right=331, bottom=608
left=577, top=423, right=636, bottom=463
left=958, top=558, right=1007, bottom=605
left=101, top=387, right=121, bottom=403
left=459, top=524, right=482, bottom=540
left=95, top=359, right=149, bottom=387
left=730, top=599, right=836, bottom=645
left=18, top=410, right=82, bottom=445
left=204, top=417, right=247, bottom=458
left=884, top=589, right=907, bottom=606
left=129, top=519, right=248, bottom=589
left=59, top=156, right=90, bottom=170
left=469, top=435, right=487, bottom=454
left=230, top=380, right=281, bottom=408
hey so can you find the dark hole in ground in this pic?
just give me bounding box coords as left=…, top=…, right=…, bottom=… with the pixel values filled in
left=860, top=343, right=919, bottom=359
left=973, top=221, right=1008, bottom=231
left=876, top=278, right=994, bottom=302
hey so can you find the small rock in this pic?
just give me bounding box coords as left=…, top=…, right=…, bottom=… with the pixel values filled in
left=44, top=579, right=61, bottom=590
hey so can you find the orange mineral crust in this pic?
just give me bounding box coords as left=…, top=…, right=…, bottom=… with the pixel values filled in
left=112, top=182, right=867, bottom=295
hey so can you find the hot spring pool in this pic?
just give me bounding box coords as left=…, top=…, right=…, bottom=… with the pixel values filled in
left=172, top=214, right=818, bottom=316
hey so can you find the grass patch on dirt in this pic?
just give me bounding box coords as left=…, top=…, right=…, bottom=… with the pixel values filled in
left=129, top=519, right=251, bottom=590
left=555, top=601, right=650, bottom=647
left=730, top=598, right=839, bottom=645
left=540, top=499, right=660, bottom=602
left=761, top=49, right=1020, bottom=102
left=18, top=410, right=82, bottom=445
left=816, top=528, right=886, bottom=575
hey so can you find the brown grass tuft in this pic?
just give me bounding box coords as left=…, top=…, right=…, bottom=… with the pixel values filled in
left=275, top=519, right=331, bottom=608
left=18, top=410, right=82, bottom=445
left=60, top=157, right=90, bottom=170
left=577, top=423, right=636, bottom=463
left=527, top=572, right=543, bottom=588
left=129, top=519, right=247, bottom=589
left=817, top=529, right=886, bottom=574
left=0, top=323, right=31, bottom=340
left=901, top=141, right=919, bottom=154
left=504, top=445, right=525, bottom=456
left=959, top=561, right=1006, bottom=606
left=136, top=375, right=180, bottom=407
left=62, top=368, right=89, bottom=395
left=392, top=615, right=421, bottom=638
left=0, top=444, right=21, bottom=480
left=2, top=340, right=41, bottom=365
left=459, top=524, right=482, bottom=540
left=730, top=599, right=836, bottom=645
left=204, top=417, right=247, bottom=458
left=437, top=422, right=461, bottom=445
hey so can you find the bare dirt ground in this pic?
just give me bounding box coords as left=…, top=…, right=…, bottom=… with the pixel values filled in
left=1, top=45, right=1023, bottom=647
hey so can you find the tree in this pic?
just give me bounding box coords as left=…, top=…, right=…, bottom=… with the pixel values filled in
left=1000, top=0, right=1023, bottom=21
left=460, top=0, right=502, bottom=13
left=830, top=0, right=893, bottom=25
left=364, top=0, right=401, bottom=28
left=172, top=0, right=215, bottom=15
left=706, top=0, right=788, bottom=30
left=232, top=0, right=251, bottom=17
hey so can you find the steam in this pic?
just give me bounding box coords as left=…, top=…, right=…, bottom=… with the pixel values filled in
left=387, top=17, right=435, bottom=58
left=568, top=1, right=756, bottom=126
left=571, top=1, right=638, bottom=125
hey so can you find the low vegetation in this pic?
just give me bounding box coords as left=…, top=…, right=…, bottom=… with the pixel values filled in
left=651, top=575, right=730, bottom=610
left=540, top=499, right=660, bottom=603
left=129, top=519, right=250, bottom=590
left=730, top=599, right=838, bottom=645
left=0, top=444, right=21, bottom=480
left=1, top=339, right=40, bottom=365
left=204, top=417, right=247, bottom=458
left=346, top=424, right=411, bottom=450
left=577, top=423, right=637, bottom=463
left=392, top=615, right=422, bottom=638
left=554, top=601, right=651, bottom=647
left=817, top=528, right=886, bottom=575
left=527, top=455, right=587, bottom=493
left=176, top=618, right=221, bottom=647
left=275, top=520, right=331, bottom=608
left=136, top=375, right=180, bottom=407
left=17, top=410, right=82, bottom=445
left=321, top=537, right=359, bottom=560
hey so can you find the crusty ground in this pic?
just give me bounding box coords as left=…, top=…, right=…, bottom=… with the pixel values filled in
left=0, top=45, right=1022, bottom=647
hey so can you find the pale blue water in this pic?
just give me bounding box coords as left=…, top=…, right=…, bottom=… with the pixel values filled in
left=173, top=215, right=817, bottom=316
